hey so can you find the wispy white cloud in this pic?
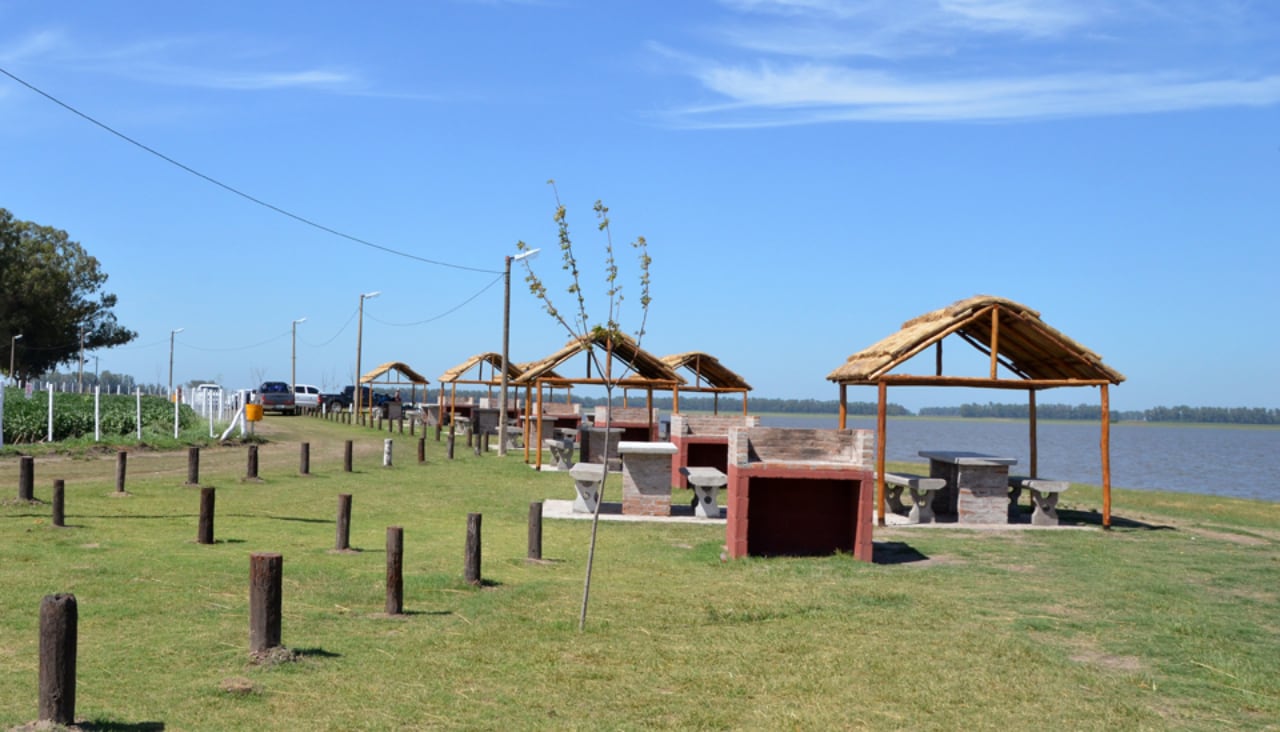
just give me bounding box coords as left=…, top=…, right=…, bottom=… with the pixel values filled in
left=661, top=0, right=1280, bottom=126
left=0, top=28, right=368, bottom=95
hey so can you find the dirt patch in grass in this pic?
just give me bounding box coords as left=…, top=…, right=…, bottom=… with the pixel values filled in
left=1069, top=641, right=1144, bottom=673
left=1186, top=527, right=1271, bottom=546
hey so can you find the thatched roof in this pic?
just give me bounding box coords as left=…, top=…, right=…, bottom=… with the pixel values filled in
left=661, top=352, right=752, bottom=391
left=437, top=353, right=523, bottom=384
left=517, top=331, right=684, bottom=385
left=826, top=295, right=1125, bottom=386
left=359, top=361, right=430, bottom=385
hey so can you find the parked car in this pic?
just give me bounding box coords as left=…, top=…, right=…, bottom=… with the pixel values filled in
left=293, top=384, right=320, bottom=411
left=256, top=381, right=296, bottom=415
left=321, top=385, right=395, bottom=412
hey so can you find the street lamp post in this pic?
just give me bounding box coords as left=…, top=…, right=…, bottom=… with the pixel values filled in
left=356, top=291, right=380, bottom=425
left=168, top=328, right=184, bottom=398
left=291, top=317, right=307, bottom=405
left=498, top=249, right=539, bottom=456
left=8, top=333, right=22, bottom=386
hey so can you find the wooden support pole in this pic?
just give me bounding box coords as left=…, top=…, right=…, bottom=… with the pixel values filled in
left=114, top=450, right=127, bottom=494
left=299, top=443, right=310, bottom=476
left=876, top=380, right=888, bottom=527
left=386, top=526, right=403, bottom=615
left=249, top=553, right=283, bottom=653
left=186, top=447, right=200, bottom=486
left=1029, top=390, right=1039, bottom=479
left=528, top=502, right=543, bottom=561
left=464, top=513, right=482, bottom=586
left=936, top=340, right=943, bottom=376
left=344, top=440, right=353, bottom=472
left=838, top=384, right=847, bottom=430
left=1101, top=384, right=1112, bottom=530
left=19, top=455, right=34, bottom=501
left=336, top=494, right=352, bottom=551
left=989, top=308, right=1000, bottom=379
left=52, top=479, right=65, bottom=528
left=198, top=487, right=215, bottom=545
left=246, top=445, right=259, bottom=480
left=39, top=593, right=77, bottom=725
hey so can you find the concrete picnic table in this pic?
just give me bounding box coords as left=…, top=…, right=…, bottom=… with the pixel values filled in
left=918, top=450, right=1017, bottom=524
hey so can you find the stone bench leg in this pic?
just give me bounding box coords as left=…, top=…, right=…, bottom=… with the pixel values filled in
left=548, top=439, right=575, bottom=470
left=885, top=484, right=907, bottom=515
left=693, top=483, right=720, bottom=518
left=907, top=487, right=937, bottom=524
left=1029, top=489, right=1061, bottom=526
left=573, top=478, right=602, bottom=514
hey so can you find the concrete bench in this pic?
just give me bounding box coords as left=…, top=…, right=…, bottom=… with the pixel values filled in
left=569, top=463, right=606, bottom=513
left=883, top=472, right=946, bottom=524
left=1008, top=476, right=1069, bottom=526
left=501, top=425, right=524, bottom=450
left=544, top=436, right=575, bottom=470
left=680, top=466, right=727, bottom=519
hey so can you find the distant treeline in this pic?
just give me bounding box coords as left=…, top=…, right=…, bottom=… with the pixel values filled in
left=919, top=402, right=1280, bottom=425
left=561, top=395, right=911, bottom=416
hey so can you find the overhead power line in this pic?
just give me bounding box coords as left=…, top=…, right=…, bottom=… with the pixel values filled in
left=0, top=66, right=501, bottom=275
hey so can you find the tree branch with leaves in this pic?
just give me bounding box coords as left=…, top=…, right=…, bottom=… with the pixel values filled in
left=516, top=180, right=652, bottom=630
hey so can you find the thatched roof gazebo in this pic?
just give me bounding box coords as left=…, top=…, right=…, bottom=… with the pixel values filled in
left=661, top=351, right=753, bottom=415
left=358, top=361, right=431, bottom=404
left=826, top=295, right=1125, bottom=527
left=516, top=331, right=684, bottom=468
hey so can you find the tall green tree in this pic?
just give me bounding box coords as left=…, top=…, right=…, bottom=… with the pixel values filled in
left=1, top=208, right=136, bottom=380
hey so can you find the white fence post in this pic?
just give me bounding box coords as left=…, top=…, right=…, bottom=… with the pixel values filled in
left=172, top=388, right=180, bottom=439
left=136, top=387, right=142, bottom=441
left=47, top=384, right=54, bottom=441
left=94, top=386, right=101, bottom=441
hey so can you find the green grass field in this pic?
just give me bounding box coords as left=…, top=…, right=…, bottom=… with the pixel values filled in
left=2, top=416, right=1278, bottom=730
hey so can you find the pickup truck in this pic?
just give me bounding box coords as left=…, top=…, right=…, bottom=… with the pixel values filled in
left=320, top=385, right=395, bottom=413
left=293, top=384, right=321, bottom=411
left=256, top=381, right=296, bottom=415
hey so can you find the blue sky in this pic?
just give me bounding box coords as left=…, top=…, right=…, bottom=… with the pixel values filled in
left=2, top=0, right=1277, bottom=412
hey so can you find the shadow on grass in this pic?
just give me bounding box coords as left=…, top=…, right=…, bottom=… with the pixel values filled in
left=1056, top=508, right=1176, bottom=530
left=79, top=722, right=166, bottom=731
left=225, top=513, right=331, bottom=524
left=293, top=647, right=342, bottom=659
left=873, top=541, right=930, bottom=565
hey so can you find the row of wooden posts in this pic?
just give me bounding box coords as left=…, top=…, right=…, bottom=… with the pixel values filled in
left=17, top=422, right=521, bottom=726
left=13, top=426, right=495, bottom=506
left=29, top=487, right=545, bottom=727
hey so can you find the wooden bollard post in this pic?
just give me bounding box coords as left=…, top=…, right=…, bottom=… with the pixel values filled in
left=114, top=450, right=127, bottom=494
left=528, top=501, right=543, bottom=561
left=39, top=593, right=77, bottom=725
left=447, top=434, right=455, bottom=460
left=383, top=439, right=393, bottom=468
left=344, top=440, right=353, bottom=473
left=398, top=415, right=404, bottom=435
left=473, top=437, right=481, bottom=457
left=417, top=437, right=426, bottom=464
left=249, top=553, right=283, bottom=654
left=19, top=455, right=34, bottom=501
left=386, top=526, right=404, bottom=615
left=246, top=445, right=259, bottom=480
left=336, top=494, right=352, bottom=551
left=435, top=423, right=442, bottom=441
left=52, top=480, right=65, bottom=528
left=198, top=487, right=215, bottom=545
left=466, top=429, right=474, bottom=448
left=409, top=418, right=415, bottom=437
left=186, top=446, right=200, bottom=486
left=482, top=431, right=490, bottom=453
left=299, top=442, right=310, bottom=476
left=376, top=414, right=383, bottom=432
left=464, top=513, right=482, bottom=586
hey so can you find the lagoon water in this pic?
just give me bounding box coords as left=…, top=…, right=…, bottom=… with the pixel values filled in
left=756, top=415, right=1280, bottom=503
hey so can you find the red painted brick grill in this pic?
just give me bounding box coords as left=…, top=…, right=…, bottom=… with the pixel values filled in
left=669, top=414, right=760, bottom=490
left=725, top=427, right=875, bottom=561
